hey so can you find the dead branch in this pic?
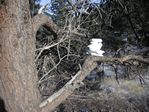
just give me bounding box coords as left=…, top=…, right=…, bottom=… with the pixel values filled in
left=32, top=14, right=86, bottom=38
left=40, top=56, right=97, bottom=112
left=32, top=14, right=61, bottom=35
left=35, top=37, right=68, bottom=61
left=38, top=55, right=67, bottom=84
left=92, top=55, right=149, bottom=64
left=40, top=54, right=148, bottom=112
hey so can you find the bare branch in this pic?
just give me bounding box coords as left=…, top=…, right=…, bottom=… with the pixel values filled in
left=32, top=14, right=61, bottom=34
left=40, top=56, right=97, bottom=112
left=40, top=54, right=148, bottom=112
left=32, top=14, right=86, bottom=40
left=35, top=38, right=68, bottom=61
left=38, top=55, right=67, bottom=84
left=92, top=55, right=149, bottom=64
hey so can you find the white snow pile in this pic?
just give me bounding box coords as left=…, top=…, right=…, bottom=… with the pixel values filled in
left=87, top=38, right=105, bottom=56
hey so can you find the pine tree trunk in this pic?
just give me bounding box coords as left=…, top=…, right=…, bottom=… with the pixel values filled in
left=0, top=0, right=40, bottom=111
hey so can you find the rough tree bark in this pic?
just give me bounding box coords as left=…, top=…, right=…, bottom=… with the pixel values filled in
left=0, top=0, right=149, bottom=112
left=0, top=0, right=40, bottom=112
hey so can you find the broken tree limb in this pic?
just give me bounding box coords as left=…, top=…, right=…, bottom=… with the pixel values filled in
left=92, top=55, right=149, bottom=64
left=40, top=56, right=97, bottom=112
left=40, top=54, right=149, bottom=112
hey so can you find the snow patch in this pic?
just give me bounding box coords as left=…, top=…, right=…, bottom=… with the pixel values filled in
left=87, top=38, right=105, bottom=56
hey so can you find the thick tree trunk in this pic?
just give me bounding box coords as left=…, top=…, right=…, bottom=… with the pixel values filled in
left=0, top=0, right=40, bottom=111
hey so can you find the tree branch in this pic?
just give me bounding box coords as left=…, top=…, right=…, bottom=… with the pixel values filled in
left=40, top=55, right=149, bottom=112
left=92, top=55, right=149, bottom=64
left=32, top=14, right=61, bottom=35
left=32, top=14, right=86, bottom=37
left=40, top=56, right=97, bottom=112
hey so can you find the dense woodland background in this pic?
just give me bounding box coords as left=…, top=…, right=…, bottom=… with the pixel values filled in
left=0, top=0, right=149, bottom=112
left=31, top=0, right=149, bottom=111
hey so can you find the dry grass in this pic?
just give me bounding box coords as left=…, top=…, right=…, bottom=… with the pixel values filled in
left=54, top=77, right=149, bottom=112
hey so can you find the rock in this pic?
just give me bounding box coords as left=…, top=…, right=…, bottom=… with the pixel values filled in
left=104, top=64, right=116, bottom=77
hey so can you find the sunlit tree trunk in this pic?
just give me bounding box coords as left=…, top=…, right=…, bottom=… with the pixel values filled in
left=0, top=0, right=40, bottom=111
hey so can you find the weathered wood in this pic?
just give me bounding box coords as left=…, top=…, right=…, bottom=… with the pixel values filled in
left=32, top=14, right=61, bottom=35
left=0, top=0, right=40, bottom=111
left=40, top=57, right=97, bottom=112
